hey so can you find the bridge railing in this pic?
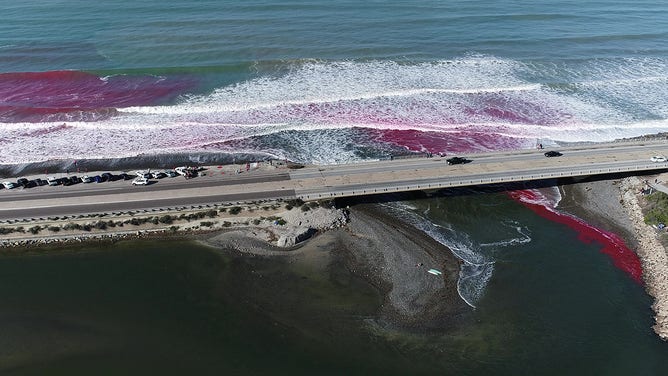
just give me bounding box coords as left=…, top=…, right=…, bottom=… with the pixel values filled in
left=296, top=163, right=668, bottom=201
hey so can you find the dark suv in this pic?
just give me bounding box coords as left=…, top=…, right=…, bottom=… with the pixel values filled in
left=446, top=156, right=469, bottom=165
left=544, top=151, right=562, bottom=157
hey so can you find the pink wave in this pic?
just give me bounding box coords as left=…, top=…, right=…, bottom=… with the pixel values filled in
left=508, top=189, right=643, bottom=284
left=0, top=70, right=194, bottom=122
left=369, top=128, right=529, bottom=154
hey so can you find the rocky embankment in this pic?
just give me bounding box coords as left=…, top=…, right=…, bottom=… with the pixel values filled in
left=618, top=176, right=668, bottom=340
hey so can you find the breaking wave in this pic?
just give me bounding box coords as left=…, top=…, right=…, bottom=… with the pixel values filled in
left=2, top=57, right=668, bottom=164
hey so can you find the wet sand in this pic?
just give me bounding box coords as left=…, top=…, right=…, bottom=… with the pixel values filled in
left=204, top=203, right=469, bottom=331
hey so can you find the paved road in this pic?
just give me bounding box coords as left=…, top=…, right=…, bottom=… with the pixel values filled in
left=289, top=140, right=668, bottom=199
left=1, top=140, right=668, bottom=220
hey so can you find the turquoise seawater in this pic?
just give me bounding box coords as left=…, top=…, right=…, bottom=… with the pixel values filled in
left=2, top=0, right=668, bottom=373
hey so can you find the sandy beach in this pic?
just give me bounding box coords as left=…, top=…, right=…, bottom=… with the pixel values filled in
left=202, top=203, right=469, bottom=331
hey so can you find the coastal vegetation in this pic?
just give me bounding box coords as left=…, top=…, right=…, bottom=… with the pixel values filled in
left=643, top=191, right=668, bottom=226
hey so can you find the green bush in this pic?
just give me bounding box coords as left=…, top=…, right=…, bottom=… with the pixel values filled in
left=200, top=221, right=214, bottom=227
left=48, top=226, right=61, bottom=232
left=159, top=215, right=173, bottom=224
left=28, top=226, right=41, bottom=234
left=229, top=206, right=242, bottom=215
left=645, top=191, right=668, bottom=225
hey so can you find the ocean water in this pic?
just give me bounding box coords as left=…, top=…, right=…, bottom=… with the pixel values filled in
left=1, top=1, right=668, bottom=164
left=2, top=0, right=668, bottom=373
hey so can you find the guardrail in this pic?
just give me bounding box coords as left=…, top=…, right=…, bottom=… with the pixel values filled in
left=296, top=163, right=668, bottom=201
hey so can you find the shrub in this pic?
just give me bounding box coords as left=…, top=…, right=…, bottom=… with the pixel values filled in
left=222, top=221, right=232, bottom=227
left=252, top=219, right=261, bottom=225
left=286, top=198, right=304, bottom=207
left=63, top=222, right=82, bottom=231
left=95, top=221, right=107, bottom=230
left=200, top=221, right=214, bottom=227
left=159, top=215, right=173, bottom=224
left=206, top=209, right=218, bottom=218
left=301, top=205, right=311, bottom=212
left=645, top=191, right=668, bottom=225
left=229, top=206, right=242, bottom=215
left=28, top=226, right=41, bottom=234
left=47, top=226, right=61, bottom=232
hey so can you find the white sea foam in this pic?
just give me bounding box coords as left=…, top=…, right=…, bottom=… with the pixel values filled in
left=383, top=202, right=494, bottom=308
left=3, top=57, right=668, bottom=164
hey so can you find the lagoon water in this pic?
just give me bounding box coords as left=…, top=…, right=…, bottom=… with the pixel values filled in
left=2, top=0, right=668, bottom=373
left=1, top=193, right=667, bottom=375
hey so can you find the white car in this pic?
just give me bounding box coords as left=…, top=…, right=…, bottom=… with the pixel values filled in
left=2, top=181, right=16, bottom=189
left=81, top=175, right=92, bottom=183
left=651, top=156, right=667, bottom=163
left=132, top=177, right=150, bottom=186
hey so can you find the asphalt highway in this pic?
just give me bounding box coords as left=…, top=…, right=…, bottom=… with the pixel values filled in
left=2, top=140, right=668, bottom=220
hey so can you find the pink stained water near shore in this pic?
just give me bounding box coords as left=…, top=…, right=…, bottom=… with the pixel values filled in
left=370, top=128, right=531, bottom=154
left=0, top=70, right=195, bottom=122
left=508, top=189, right=643, bottom=284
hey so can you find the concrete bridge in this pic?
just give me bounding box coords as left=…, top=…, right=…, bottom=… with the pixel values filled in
left=290, top=140, right=668, bottom=200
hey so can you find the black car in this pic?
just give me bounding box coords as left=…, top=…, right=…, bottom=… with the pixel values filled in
left=446, top=156, right=469, bottom=165
left=544, top=151, right=563, bottom=157
left=101, top=172, right=115, bottom=182
left=17, top=178, right=29, bottom=187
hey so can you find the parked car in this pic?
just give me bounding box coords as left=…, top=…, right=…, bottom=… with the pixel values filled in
left=93, top=175, right=103, bottom=183
left=35, top=178, right=48, bottom=186
left=16, top=178, right=29, bottom=187
left=446, top=156, right=469, bottom=165
left=47, top=176, right=60, bottom=186
left=81, top=175, right=92, bottom=183
left=2, top=181, right=16, bottom=189
left=651, top=155, right=667, bottom=163
left=132, top=177, right=150, bottom=186
left=118, top=173, right=133, bottom=180
left=101, top=172, right=115, bottom=182
left=164, top=170, right=177, bottom=178
left=544, top=150, right=563, bottom=157
left=152, top=172, right=166, bottom=179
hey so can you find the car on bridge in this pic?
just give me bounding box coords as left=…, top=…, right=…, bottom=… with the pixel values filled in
left=651, top=155, right=667, bottom=163
left=544, top=150, right=563, bottom=157
left=446, top=156, right=469, bottom=165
